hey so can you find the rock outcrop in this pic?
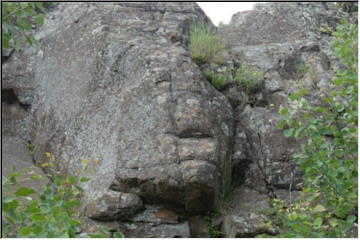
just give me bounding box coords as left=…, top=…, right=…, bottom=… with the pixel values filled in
left=2, top=2, right=355, bottom=238
left=218, top=2, right=354, bottom=237
left=2, top=2, right=232, bottom=237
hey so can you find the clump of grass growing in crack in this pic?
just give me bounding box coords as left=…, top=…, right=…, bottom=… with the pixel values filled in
left=203, top=70, right=228, bottom=90
left=234, top=65, right=264, bottom=93
left=189, top=23, right=224, bottom=63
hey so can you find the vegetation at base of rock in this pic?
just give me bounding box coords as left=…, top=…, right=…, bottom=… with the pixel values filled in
left=189, top=22, right=224, bottom=63
left=1, top=2, right=53, bottom=50
left=1, top=153, right=124, bottom=238
left=234, top=65, right=264, bottom=93
left=271, top=20, right=358, bottom=238
left=202, top=70, right=228, bottom=90
left=204, top=210, right=223, bottom=237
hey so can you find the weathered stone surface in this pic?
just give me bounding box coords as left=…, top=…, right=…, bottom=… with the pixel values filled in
left=84, top=191, right=143, bottom=221
left=220, top=2, right=350, bottom=198
left=119, top=222, right=190, bottom=238
left=2, top=136, right=48, bottom=195
left=131, top=205, right=179, bottom=224
left=2, top=2, right=233, bottom=217
left=221, top=2, right=349, bottom=47
left=222, top=186, right=279, bottom=237
left=232, top=106, right=301, bottom=193
left=2, top=2, right=354, bottom=238
left=79, top=218, right=119, bottom=237
left=189, top=215, right=209, bottom=238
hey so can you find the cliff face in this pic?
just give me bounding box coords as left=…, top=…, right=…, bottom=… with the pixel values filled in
left=1, top=2, right=355, bottom=237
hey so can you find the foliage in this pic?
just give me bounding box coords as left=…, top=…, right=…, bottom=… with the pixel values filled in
left=203, top=70, right=229, bottom=90
left=204, top=210, right=223, bottom=237
left=189, top=22, right=224, bottom=63
left=234, top=65, right=264, bottom=93
left=337, top=2, right=358, bottom=13
left=272, top=20, right=358, bottom=237
left=1, top=2, right=53, bottom=50
left=1, top=152, right=124, bottom=238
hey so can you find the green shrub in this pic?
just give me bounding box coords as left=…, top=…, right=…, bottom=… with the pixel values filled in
left=1, top=2, right=55, bottom=50
left=234, top=65, right=264, bottom=93
left=337, top=2, right=358, bottom=13
left=272, top=20, right=358, bottom=238
left=2, top=152, right=124, bottom=238
left=189, top=23, right=224, bottom=63
left=203, top=70, right=228, bottom=90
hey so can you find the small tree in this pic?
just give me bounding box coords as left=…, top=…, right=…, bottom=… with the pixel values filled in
left=272, top=20, right=358, bottom=238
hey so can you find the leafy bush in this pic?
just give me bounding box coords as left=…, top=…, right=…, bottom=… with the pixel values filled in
left=203, top=70, right=228, bottom=90
left=2, top=152, right=124, bottom=238
left=273, top=20, right=358, bottom=238
left=189, top=23, right=224, bottom=63
left=234, top=65, right=264, bottom=93
left=2, top=2, right=53, bottom=50
left=337, top=2, right=358, bottom=13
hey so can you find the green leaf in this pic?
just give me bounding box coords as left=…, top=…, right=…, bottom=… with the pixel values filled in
left=2, top=32, right=11, bottom=48
left=290, top=92, right=299, bottom=100
left=80, top=177, right=90, bottom=182
left=15, top=187, right=36, bottom=197
left=31, top=214, right=46, bottom=222
left=313, top=204, right=326, bottom=213
left=67, top=176, right=78, bottom=184
left=23, top=7, right=36, bottom=16
left=64, top=199, right=81, bottom=209
left=314, top=217, right=323, bottom=228
left=32, top=225, right=43, bottom=235
left=54, top=176, right=64, bottom=186
left=279, top=108, right=289, bottom=116
left=19, top=226, right=33, bottom=237
left=2, top=176, right=8, bottom=184
left=20, top=2, right=29, bottom=8
left=113, top=232, right=125, bottom=238
left=284, top=129, right=294, bottom=138
left=26, top=35, right=37, bottom=45
left=2, top=196, right=15, bottom=203
left=17, top=18, right=32, bottom=30
left=36, top=14, right=45, bottom=25
left=277, top=120, right=287, bottom=130
left=298, top=88, right=309, bottom=95
left=328, top=218, right=338, bottom=227
left=346, top=215, right=356, bottom=224
left=89, top=233, right=108, bottom=238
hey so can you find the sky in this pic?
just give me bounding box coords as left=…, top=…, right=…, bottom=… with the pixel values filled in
left=197, top=2, right=258, bottom=26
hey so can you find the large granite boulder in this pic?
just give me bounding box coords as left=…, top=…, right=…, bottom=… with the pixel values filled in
left=2, top=3, right=234, bottom=226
